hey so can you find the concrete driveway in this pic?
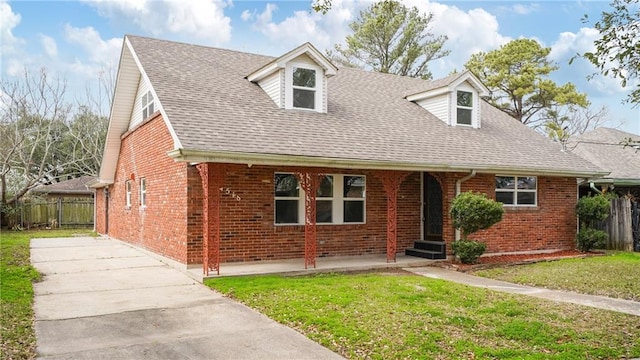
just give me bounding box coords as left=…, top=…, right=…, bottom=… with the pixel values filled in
left=31, top=237, right=343, bottom=360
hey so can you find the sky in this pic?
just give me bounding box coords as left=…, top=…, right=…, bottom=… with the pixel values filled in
left=1, top=0, right=638, bottom=135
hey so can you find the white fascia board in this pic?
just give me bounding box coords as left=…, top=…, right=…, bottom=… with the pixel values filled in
left=247, top=63, right=279, bottom=83
left=168, top=149, right=609, bottom=178
left=406, top=87, right=450, bottom=102
left=451, top=72, right=490, bottom=97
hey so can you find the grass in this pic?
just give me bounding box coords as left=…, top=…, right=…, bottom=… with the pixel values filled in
left=206, top=271, right=640, bottom=359
left=0, top=228, right=96, bottom=360
left=474, top=252, right=640, bottom=301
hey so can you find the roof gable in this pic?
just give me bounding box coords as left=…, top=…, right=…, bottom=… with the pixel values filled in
left=405, top=71, right=490, bottom=102
left=247, top=42, right=338, bottom=82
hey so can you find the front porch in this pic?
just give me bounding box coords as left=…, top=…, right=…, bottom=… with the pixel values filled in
left=188, top=254, right=444, bottom=282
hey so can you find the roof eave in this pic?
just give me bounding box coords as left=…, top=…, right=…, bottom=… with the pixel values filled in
left=168, top=149, right=607, bottom=178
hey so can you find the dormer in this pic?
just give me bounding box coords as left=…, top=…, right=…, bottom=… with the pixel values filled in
left=406, top=71, right=489, bottom=129
left=247, top=43, right=338, bottom=113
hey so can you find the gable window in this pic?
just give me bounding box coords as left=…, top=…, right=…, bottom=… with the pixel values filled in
left=142, top=90, right=155, bottom=119
left=456, top=90, right=473, bottom=125
left=292, top=67, right=316, bottom=109
left=140, top=178, right=147, bottom=207
left=495, top=176, right=537, bottom=206
left=125, top=180, right=132, bottom=208
left=274, top=173, right=366, bottom=225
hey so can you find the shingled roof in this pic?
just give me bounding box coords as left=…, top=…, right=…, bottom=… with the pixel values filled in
left=569, top=127, right=640, bottom=184
left=103, top=35, right=605, bottom=179
left=31, top=176, right=96, bottom=195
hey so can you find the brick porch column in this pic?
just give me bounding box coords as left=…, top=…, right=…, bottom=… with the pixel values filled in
left=374, top=171, right=410, bottom=262
left=197, top=163, right=225, bottom=275
left=295, top=171, right=321, bottom=269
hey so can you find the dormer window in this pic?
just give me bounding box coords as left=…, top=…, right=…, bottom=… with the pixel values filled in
left=142, top=90, right=154, bottom=119
left=292, top=67, right=316, bottom=110
left=456, top=91, right=473, bottom=125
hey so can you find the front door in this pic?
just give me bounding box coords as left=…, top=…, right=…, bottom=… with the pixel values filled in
left=423, top=173, right=443, bottom=241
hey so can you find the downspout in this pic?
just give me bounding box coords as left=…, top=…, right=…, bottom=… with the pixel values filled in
left=589, top=182, right=602, bottom=194
left=455, top=170, right=477, bottom=241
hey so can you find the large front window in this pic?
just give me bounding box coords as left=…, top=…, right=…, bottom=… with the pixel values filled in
left=456, top=90, right=473, bottom=125
left=292, top=67, right=316, bottom=109
left=495, top=176, right=537, bottom=206
left=274, top=173, right=366, bottom=225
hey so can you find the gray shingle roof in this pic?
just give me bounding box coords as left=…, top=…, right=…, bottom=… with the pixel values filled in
left=127, top=35, right=603, bottom=176
left=31, top=176, right=96, bottom=195
left=569, top=127, right=640, bottom=182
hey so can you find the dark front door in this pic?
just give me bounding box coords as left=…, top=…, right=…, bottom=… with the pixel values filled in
left=423, top=173, right=443, bottom=241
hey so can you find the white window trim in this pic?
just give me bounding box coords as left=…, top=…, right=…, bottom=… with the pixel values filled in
left=453, top=89, right=475, bottom=127
left=495, top=175, right=538, bottom=207
left=284, top=62, right=323, bottom=112
left=142, top=90, right=155, bottom=120
left=274, top=173, right=366, bottom=225
left=140, top=178, right=147, bottom=208
left=125, top=180, right=132, bottom=208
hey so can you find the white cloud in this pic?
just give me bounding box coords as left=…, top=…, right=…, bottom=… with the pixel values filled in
left=0, top=0, right=22, bottom=56
left=240, top=9, right=253, bottom=21
left=40, top=35, right=58, bottom=58
left=63, top=25, right=122, bottom=76
left=85, top=0, right=232, bottom=45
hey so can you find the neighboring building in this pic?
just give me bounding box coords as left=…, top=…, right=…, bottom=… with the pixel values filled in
left=570, top=127, right=640, bottom=198
left=91, top=35, right=605, bottom=275
left=31, top=176, right=96, bottom=200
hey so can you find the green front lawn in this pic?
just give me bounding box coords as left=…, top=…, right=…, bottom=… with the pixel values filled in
left=206, top=271, right=640, bottom=359
left=474, top=252, right=640, bottom=301
left=0, top=229, right=95, bottom=360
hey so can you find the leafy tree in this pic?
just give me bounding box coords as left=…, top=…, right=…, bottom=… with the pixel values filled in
left=575, top=195, right=610, bottom=251
left=312, top=0, right=332, bottom=14
left=465, top=39, right=589, bottom=126
left=581, top=0, right=640, bottom=105
left=331, top=0, right=449, bottom=80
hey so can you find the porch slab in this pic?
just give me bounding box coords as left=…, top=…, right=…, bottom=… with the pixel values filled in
left=190, top=254, right=443, bottom=281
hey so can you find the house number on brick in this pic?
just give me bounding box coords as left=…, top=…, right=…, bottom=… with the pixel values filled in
left=220, top=187, right=241, bottom=201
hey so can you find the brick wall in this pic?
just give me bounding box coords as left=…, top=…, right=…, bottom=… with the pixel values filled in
left=97, top=113, right=191, bottom=263
left=95, top=189, right=106, bottom=234
left=201, top=166, right=421, bottom=263
left=437, top=172, right=577, bottom=254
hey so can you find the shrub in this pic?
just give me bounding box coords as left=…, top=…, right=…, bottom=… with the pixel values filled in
left=450, top=191, right=504, bottom=238
left=576, top=195, right=610, bottom=227
left=576, top=228, right=608, bottom=252
left=451, top=240, right=487, bottom=264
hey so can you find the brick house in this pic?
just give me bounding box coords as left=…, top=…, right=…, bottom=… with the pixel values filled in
left=92, top=35, right=605, bottom=275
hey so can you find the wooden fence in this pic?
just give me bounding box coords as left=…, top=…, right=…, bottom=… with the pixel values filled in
left=596, top=198, right=638, bottom=251
left=15, top=198, right=94, bottom=229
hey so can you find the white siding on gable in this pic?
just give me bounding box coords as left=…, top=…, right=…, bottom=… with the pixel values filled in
left=258, top=70, right=283, bottom=107
left=129, top=78, right=150, bottom=130
left=291, top=53, right=317, bottom=67
left=416, top=93, right=449, bottom=124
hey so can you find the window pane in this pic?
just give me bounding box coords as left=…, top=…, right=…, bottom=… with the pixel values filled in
left=275, top=200, right=299, bottom=223
left=344, top=201, right=364, bottom=223
left=316, top=200, right=332, bottom=223
left=457, top=91, right=472, bottom=107
left=344, top=176, right=365, bottom=198
left=293, top=67, right=316, bottom=88
left=293, top=89, right=315, bottom=109
left=274, top=174, right=299, bottom=197
left=496, top=177, right=515, bottom=189
left=517, top=192, right=536, bottom=205
left=317, top=175, right=333, bottom=197
left=143, top=108, right=148, bottom=119
left=148, top=102, right=154, bottom=115
left=457, top=108, right=472, bottom=125
left=496, top=191, right=514, bottom=205
left=517, top=176, right=537, bottom=189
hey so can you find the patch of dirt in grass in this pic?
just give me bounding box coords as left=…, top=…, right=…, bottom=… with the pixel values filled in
left=438, top=250, right=604, bottom=272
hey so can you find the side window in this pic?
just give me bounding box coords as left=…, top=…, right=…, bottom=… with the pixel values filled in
left=125, top=180, right=132, bottom=207
left=343, top=176, right=366, bottom=223
left=142, top=90, right=155, bottom=119
left=140, top=178, right=147, bottom=207
left=495, top=176, right=537, bottom=206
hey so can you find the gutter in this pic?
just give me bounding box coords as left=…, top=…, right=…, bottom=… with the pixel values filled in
left=454, top=170, right=477, bottom=241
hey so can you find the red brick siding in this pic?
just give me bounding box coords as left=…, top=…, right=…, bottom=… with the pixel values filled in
left=438, top=172, right=577, bottom=254
left=99, top=113, right=191, bottom=263
left=204, top=166, right=421, bottom=262
left=95, top=189, right=106, bottom=234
